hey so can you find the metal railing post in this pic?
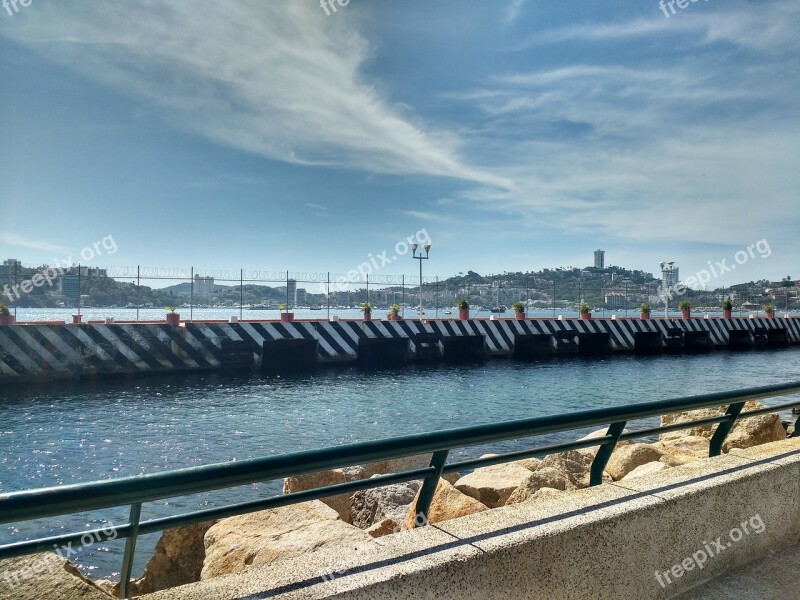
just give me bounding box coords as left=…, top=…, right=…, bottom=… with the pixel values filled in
left=709, top=402, right=745, bottom=456
left=590, top=421, right=626, bottom=486
left=190, top=267, right=194, bottom=322
left=412, top=450, right=449, bottom=527
left=119, top=502, right=142, bottom=599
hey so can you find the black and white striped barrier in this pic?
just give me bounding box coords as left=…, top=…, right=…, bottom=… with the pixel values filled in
left=1, top=317, right=798, bottom=384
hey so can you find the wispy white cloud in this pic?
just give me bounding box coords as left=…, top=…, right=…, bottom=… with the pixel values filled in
left=306, top=203, right=328, bottom=217
left=401, top=210, right=454, bottom=223
left=1, top=1, right=508, bottom=189
left=0, top=233, right=72, bottom=255
left=504, top=0, right=527, bottom=23
left=517, top=1, right=800, bottom=53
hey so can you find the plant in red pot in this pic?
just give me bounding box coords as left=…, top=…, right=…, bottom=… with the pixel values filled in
left=387, top=303, right=401, bottom=321
left=678, top=300, right=692, bottom=319
left=512, top=301, right=526, bottom=320
left=721, top=298, right=733, bottom=319
left=579, top=303, right=591, bottom=320
left=456, top=298, right=470, bottom=320
left=0, top=303, right=14, bottom=326
left=639, top=303, right=651, bottom=320
left=279, top=304, right=294, bottom=323
left=165, top=306, right=180, bottom=327
left=360, top=301, right=373, bottom=322
left=763, top=304, right=775, bottom=318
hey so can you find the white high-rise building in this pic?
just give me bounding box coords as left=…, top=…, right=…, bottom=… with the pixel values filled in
left=594, top=249, right=605, bottom=269
left=660, top=262, right=680, bottom=290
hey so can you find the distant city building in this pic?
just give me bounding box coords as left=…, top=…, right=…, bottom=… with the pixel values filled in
left=193, top=275, right=215, bottom=298
left=287, top=278, right=297, bottom=308
left=604, top=292, right=626, bottom=309
left=594, top=249, right=605, bottom=269
left=60, top=275, right=80, bottom=307
left=660, top=262, right=680, bottom=290
left=1, top=259, right=22, bottom=284
left=296, top=287, right=306, bottom=305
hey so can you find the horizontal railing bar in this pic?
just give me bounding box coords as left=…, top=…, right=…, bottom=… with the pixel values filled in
left=0, top=468, right=434, bottom=561
left=617, top=401, right=800, bottom=442
left=2, top=382, right=799, bottom=525
left=0, top=525, right=130, bottom=561
left=738, top=401, right=800, bottom=417
left=618, top=415, right=732, bottom=441
left=442, top=436, right=613, bottom=473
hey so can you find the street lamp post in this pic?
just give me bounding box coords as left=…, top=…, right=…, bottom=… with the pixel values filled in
left=412, top=244, right=430, bottom=316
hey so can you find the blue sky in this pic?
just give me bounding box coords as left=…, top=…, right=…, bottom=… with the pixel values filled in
left=0, top=0, right=798, bottom=287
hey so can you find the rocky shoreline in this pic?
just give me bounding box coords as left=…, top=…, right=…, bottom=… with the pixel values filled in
left=0, top=401, right=788, bottom=600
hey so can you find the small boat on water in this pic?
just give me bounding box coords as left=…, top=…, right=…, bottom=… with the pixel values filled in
left=444, top=310, right=452, bottom=315
left=490, top=305, right=507, bottom=313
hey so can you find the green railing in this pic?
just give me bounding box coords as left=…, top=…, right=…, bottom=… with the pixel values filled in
left=2, top=381, right=800, bottom=598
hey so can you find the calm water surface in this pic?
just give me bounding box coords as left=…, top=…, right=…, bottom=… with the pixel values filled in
left=2, top=349, right=800, bottom=580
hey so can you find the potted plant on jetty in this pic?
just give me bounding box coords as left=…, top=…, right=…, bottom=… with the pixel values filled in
left=360, top=301, right=373, bottom=322
left=579, top=303, right=591, bottom=320
left=678, top=300, right=692, bottom=319
left=512, top=301, right=526, bottom=320
left=456, top=298, right=469, bottom=320
left=764, top=304, right=775, bottom=318
left=387, top=303, right=401, bottom=321
left=279, top=304, right=294, bottom=323
left=721, top=298, right=733, bottom=319
left=0, top=303, right=14, bottom=326
left=165, top=306, right=180, bottom=327
left=639, top=303, right=651, bottom=320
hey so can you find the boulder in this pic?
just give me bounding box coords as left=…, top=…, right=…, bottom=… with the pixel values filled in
left=721, top=412, right=786, bottom=452
left=505, top=467, right=575, bottom=505
left=526, top=487, right=565, bottom=504
left=540, top=449, right=610, bottom=489
left=454, top=463, right=536, bottom=508
left=470, top=453, right=540, bottom=471
left=93, top=580, right=116, bottom=595
left=659, top=435, right=710, bottom=460
left=365, top=518, right=399, bottom=538
left=401, top=479, right=488, bottom=530
left=283, top=468, right=351, bottom=523
left=201, top=500, right=373, bottom=580
left=0, top=553, right=113, bottom=600
left=622, top=462, right=670, bottom=480
left=349, top=478, right=421, bottom=529
left=125, top=521, right=216, bottom=595
left=659, top=446, right=702, bottom=466
left=605, top=444, right=665, bottom=481
left=512, top=457, right=543, bottom=472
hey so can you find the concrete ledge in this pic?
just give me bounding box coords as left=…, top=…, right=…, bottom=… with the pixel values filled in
left=142, top=439, right=800, bottom=600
